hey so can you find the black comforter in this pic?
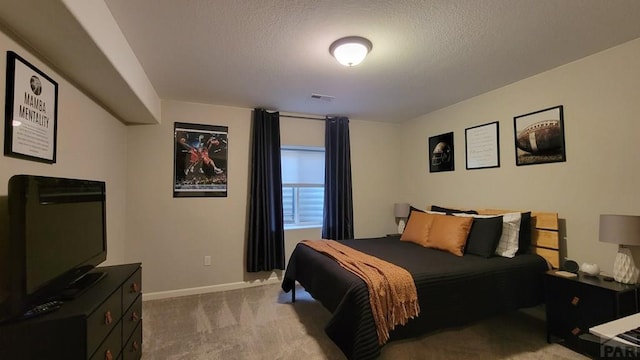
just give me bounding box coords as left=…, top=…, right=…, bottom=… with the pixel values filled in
left=281, top=235, right=548, bottom=360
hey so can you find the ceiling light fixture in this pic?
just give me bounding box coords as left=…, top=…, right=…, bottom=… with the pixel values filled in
left=329, top=36, right=372, bottom=67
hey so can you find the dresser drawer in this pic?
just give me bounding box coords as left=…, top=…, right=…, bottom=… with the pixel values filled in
left=87, top=287, right=123, bottom=358
left=0, top=263, right=142, bottom=360
left=545, top=271, right=640, bottom=357
left=123, top=268, right=142, bottom=312
left=90, top=322, right=122, bottom=360
left=123, top=295, right=142, bottom=341
left=122, top=322, right=143, bottom=360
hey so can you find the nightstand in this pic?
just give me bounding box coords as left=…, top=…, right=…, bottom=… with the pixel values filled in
left=545, top=270, right=640, bottom=358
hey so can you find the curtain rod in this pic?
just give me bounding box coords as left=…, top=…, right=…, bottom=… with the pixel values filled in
left=279, top=114, right=325, bottom=121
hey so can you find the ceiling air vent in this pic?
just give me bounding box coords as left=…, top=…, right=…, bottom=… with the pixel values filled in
left=311, top=93, right=335, bottom=102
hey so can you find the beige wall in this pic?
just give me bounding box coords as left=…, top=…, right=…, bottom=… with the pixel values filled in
left=350, top=119, right=402, bottom=238
left=126, top=101, right=252, bottom=294
left=0, top=27, right=129, bottom=266
left=127, top=103, right=401, bottom=294
left=399, top=37, right=640, bottom=274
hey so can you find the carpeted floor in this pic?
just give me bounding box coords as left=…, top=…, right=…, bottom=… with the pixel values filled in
left=142, top=283, right=587, bottom=360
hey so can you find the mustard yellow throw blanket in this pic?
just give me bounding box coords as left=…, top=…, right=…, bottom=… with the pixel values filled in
left=301, top=239, right=420, bottom=344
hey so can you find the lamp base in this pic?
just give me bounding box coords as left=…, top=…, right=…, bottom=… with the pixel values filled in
left=613, top=247, right=639, bottom=284
left=397, top=219, right=406, bottom=234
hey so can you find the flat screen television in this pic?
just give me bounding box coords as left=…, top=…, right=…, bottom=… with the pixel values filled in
left=0, top=175, right=107, bottom=321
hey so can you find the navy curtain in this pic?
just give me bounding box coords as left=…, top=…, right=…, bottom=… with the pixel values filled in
left=246, top=109, right=285, bottom=272
left=322, top=116, right=354, bottom=240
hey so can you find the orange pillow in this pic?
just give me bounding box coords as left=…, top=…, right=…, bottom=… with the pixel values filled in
left=424, top=214, right=473, bottom=256
left=400, top=211, right=434, bottom=246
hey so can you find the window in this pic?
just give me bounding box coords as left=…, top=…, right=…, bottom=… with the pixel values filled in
left=281, top=147, right=324, bottom=229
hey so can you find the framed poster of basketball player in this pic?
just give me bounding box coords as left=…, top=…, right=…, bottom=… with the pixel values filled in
left=428, top=132, right=454, bottom=173
left=4, top=51, right=58, bottom=164
left=513, top=105, right=566, bottom=166
left=174, top=122, right=228, bottom=197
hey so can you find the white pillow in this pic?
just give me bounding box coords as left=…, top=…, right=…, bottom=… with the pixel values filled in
left=452, top=213, right=495, bottom=219
left=453, top=212, right=522, bottom=258
left=493, top=212, right=521, bottom=258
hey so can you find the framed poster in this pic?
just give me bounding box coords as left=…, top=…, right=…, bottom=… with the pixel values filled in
left=4, top=51, right=58, bottom=163
left=513, top=105, right=566, bottom=166
left=465, top=121, right=500, bottom=170
left=174, top=122, right=228, bottom=197
left=428, top=132, right=454, bottom=173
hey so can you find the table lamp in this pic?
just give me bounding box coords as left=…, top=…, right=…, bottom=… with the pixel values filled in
left=599, top=214, right=640, bottom=284
left=394, top=203, right=410, bottom=234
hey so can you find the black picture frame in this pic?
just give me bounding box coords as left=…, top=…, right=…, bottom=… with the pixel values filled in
left=513, top=105, right=566, bottom=166
left=465, top=121, right=500, bottom=170
left=428, top=132, right=454, bottom=172
left=4, top=51, right=58, bottom=164
left=173, top=122, right=228, bottom=197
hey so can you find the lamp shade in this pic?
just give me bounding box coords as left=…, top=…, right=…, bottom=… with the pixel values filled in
left=394, top=203, right=410, bottom=218
left=329, top=36, right=372, bottom=67
left=599, top=214, right=640, bottom=246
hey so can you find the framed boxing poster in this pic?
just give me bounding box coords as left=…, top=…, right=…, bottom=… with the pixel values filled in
left=173, top=122, right=228, bottom=197
left=513, top=105, right=566, bottom=166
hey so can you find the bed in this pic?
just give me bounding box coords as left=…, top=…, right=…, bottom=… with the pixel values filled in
left=281, top=208, right=560, bottom=360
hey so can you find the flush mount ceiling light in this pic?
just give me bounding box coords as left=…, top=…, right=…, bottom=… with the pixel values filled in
left=329, top=36, right=372, bottom=67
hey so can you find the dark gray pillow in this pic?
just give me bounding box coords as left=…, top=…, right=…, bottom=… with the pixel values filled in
left=431, top=205, right=478, bottom=215
left=516, top=212, right=532, bottom=255
left=406, top=205, right=425, bottom=223
left=465, top=216, right=503, bottom=258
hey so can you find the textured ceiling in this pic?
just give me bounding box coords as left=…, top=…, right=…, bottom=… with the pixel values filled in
left=102, top=0, right=640, bottom=122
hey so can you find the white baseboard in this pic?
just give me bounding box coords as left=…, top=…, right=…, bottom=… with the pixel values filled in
left=142, top=275, right=282, bottom=301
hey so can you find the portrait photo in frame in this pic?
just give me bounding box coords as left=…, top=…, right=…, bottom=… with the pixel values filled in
left=174, top=122, right=228, bottom=197
left=4, top=51, right=58, bottom=164
left=513, top=105, right=566, bottom=166
left=428, top=132, right=454, bottom=173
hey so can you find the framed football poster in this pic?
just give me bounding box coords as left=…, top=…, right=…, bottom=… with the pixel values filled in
left=428, top=132, right=454, bottom=173
left=513, top=105, right=566, bottom=166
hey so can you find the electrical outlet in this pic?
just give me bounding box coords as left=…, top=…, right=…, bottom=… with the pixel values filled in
left=203, top=255, right=211, bottom=266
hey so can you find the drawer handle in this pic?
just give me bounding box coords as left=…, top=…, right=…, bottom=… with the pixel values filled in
left=571, top=327, right=581, bottom=336
left=105, top=349, right=113, bottom=360
left=131, top=311, right=140, bottom=322
left=132, top=340, right=139, bottom=352
left=571, top=296, right=580, bottom=306
left=131, top=282, right=139, bottom=293
left=104, top=310, right=113, bottom=325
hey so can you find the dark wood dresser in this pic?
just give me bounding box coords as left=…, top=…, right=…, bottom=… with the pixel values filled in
left=0, top=263, right=142, bottom=359
left=545, top=270, right=640, bottom=358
